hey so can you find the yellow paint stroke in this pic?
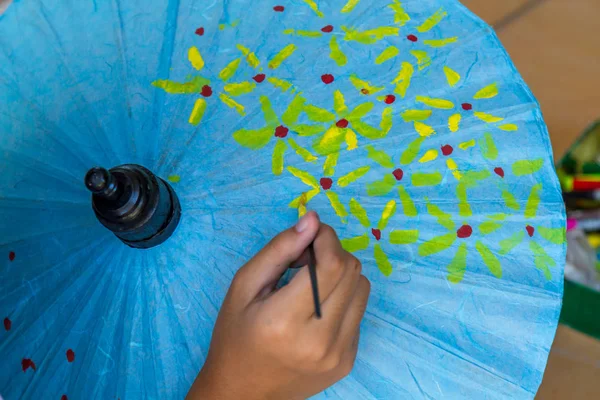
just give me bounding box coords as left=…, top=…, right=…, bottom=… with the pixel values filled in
left=393, top=62, right=414, bottom=97
left=458, top=139, right=476, bottom=150
left=167, top=175, right=180, bottom=183
left=378, top=200, right=397, bottom=230
left=329, top=36, right=348, bottom=66
left=341, top=234, right=370, bottom=252
left=367, top=175, right=396, bottom=196
left=412, top=172, right=442, bottom=186
left=443, top=66, right=461, bottom=87
left=287, top=166, right=320, bottom=189
left=416, top=96, right=454, bottom=109
left=325, top=191, right=348, bottom=221
left=388, top=0, right=410, bottom=25
left=365, top=145, right=394, bottom=168
left=423, top=37, right=458, bottom=47
left=414, top=121, right=435, bottom=137
left=304, top=105, right=336, bottom=123
left=349, top=198, right=371, bottom=227
left=218, top=58, right=242, bottom=81
left=314, top=126, right=345, bottom=155
left=342, top=26, right=399, bottom=45
left=338, top=166, right=370, bottom=187
left=350, top=74, right=384, bottom=95
left=236, top=44, right=260, bottom=68
left=189, top=98, right=207, bottom=125
left=447, top=243, right=468, bottom=283
left=188, top=46, right=205, bottom=70
left=374, top=244, right=393, bottom=276
left=502, top=190, right=520, bottom=210
left=474, top=112, right=504, bottom=123
left=224, top=82, right=256, bottom=96
left=398, top=185, right=417, bottom=217
left=410, top=50, right=431, bottom=70
left=538, top=227, right=566, bottom=245
left=283, top=29, right=323, bottom=38
left=232, top=126, right=272, bottom=149
left=498, top=123, right=518, bottom=131
left=480, top=132, right=498, bottom=160
left=342, top=0, right=361, bottom=13
left=323, top=153, right=339, bottom=176
left=473, top=83, right=499, bottom=99
left=476, top=241, right=502, bottom=278
left=448, top=113, right=461, bottom=132
left=390, top=230, right=419, bottom=245
left=303, top=0, right=324, bottom=17
left=417, top=8, right=447, bottom=32
left=267, top=77, right=295, bottom=93
left=419, top=149, right=438, bottom=163
left=525, top=183, right=542, bottom=218
left=281, top=95, right=306, bottom=126
left=375, top=46, right=399, bottom=64
left=513, top=159, right=544, bottom=176
left=268, top=44, right=297, bottom=69
left=272, top=140, right=287, bottom=175
left=152, top=76, right=209, bottom=94
left=418, top=233, right=456, bottom=256
left=333, top=90, right=348, bottom=116
left=447, top=158, right=462, bottom=180
left=287, top=137, right=317, bottom=162
left=289, top=188, right=320, bottom=208
left=298, top=193, right=308, bottom=218
left=400, top=137, right=425, bottom=165
left=345, top=129, right=358, bottom=150
left=402, top=109, right=432, bottom=122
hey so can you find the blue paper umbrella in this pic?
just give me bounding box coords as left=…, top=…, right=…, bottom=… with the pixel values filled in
left=0, top=0, right=565, bottom=398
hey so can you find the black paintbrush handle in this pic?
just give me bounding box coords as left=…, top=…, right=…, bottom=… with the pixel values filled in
left=308, top=243, right=321, bottom=319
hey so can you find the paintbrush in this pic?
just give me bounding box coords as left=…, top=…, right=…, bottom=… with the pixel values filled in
left=299, top=193, right=322, bottom=319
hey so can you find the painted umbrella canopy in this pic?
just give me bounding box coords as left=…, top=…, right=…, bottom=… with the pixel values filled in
left=0, top=0, right=565, bottom=399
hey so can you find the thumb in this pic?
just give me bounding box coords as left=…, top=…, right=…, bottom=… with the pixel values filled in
left=233, top=211, right=320, bottom=304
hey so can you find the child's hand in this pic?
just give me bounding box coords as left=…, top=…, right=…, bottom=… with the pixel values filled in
left=187, top=211, right=370, bottom=400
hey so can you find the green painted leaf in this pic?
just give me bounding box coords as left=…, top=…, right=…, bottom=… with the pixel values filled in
left=479, top=132, right=498, bottom=160
left=304, top=105, right=336, bottom=123
left=447, top=243, right=468, bottom=283
left=412, top=172, right=442, bottom=187
left=367, top=174, right=396, bottom=196
left=347, top=102, right=374, bottom=120
left=338, top=166, right=370, bottom=187
left=352, top=120, right=385, bottom=139
left=400, top=137, right=425, bottom=165
left=374, top=244, right=393, bottom=276
left=426, top=202, right=454, bottom=231
left=499, top=231, right=525, bottom=255
left=418, top=233, right=456, bottom=256
left=530, top=240, right=555, bottom=280
left=479, top=221, right=502, bottom=235
left=513, top=159, right=544, bottom=176
left=365, top=145, right=394, bottom=168
left=457, top=182, right=472, bottom=218
left=349, top=198, right=371, bottom=228
left=341, top=234, right=370, bottom=252
left=293, top=124, right=325, bottom=137
left=398, top=185, right=417, bottom=217
left=476, top=241, right=502, bottom=278
left=389, top=230, right=419, bottom=245
left=281, top=95, right=306, bottom=126
left=377, top=200, right=397, bottom=230
left=538, top=227, right=566, bottom=245
left=502, top=190, right=520, bottom=210
left=232, top=127, right=272, bottom=149
left=325, top=191, right=348, bottom=222
left=272, top=140, right=287, bottom=175
left=524, top=184, right=542, bottom=219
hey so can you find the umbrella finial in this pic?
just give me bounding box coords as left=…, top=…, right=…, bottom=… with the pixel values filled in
left=85, top=164, right=181, bottom=249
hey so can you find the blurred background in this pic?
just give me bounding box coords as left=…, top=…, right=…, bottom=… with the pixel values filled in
left=462, top=0, right=600, bottom=398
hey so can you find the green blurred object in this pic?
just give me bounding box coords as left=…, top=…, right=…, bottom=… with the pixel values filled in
left=559, top=279, right=600, bottom=340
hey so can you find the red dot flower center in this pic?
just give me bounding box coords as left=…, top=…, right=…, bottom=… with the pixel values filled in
left=253, top=74, right=266, bottom=83
left=273, top=5, right=284, bottom=12
left=274, top=125, right=289, bottom=138
left=407, top=34, right=418, bottom=42
left=526, top=225, right=535, bottom=237
left=371, top=228, right=382, bottom=241
left=66, top=349, right=75, bottom=363
left=320, top=178, right=333, bottom=190
left=461, top=103, right=472, bottom=111
left=494, top=167, right=505, bottom=178
left=384, top=95, right=396, bottom=104
left=321, top=74, right=334, bottom=84
left=336, top=119, right=349, bottom=128
left=441, top=145, right=453, bottom=156
left=392, top=169, right=404, bottom=181
left=321, top=25, right=333, bottom=33
left=457, top=224, right=473, bottom=239
left=201, top=85, right=213, bottom=97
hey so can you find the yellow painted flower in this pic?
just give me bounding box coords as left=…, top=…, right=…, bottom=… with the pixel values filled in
left=341, top=198, right=418, bottom=276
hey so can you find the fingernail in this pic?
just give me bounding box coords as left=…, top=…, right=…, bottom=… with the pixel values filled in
left=295, top=213, right=310, bottom=233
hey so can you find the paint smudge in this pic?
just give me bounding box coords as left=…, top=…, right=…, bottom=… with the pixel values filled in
left=3, top=317, right=11, bottom=331
left=22, top=358, right=36, bottom=372
left=66, top=349, right=75, bottom=363
left=457, top=225, right=473, bottom=238
left=321, top=74, right=335, bottom=84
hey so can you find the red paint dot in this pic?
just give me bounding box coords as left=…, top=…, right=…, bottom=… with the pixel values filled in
left=4, top=317, right=11, bottom=331
left=384, top=95, right=396, bottom=104
left=61, top=395, right=68, bottom=400
left=457, top=225, right=473, bottom=239
left=201, top=85, right=213, bottom=97
left=407, top=34, right=418, bottom=42
left=494, top=167, right=505, bottom=178
left=320, top=178, right=333, bottom=190
left=461, top=103, right=472, bottom=111
left=66, top=349, right=75, bottom=363
left=441, top=145, right=454, bottom=156
left=274, top=125, right=289, bottom=138
left=273, top=5, right=284, bottom=12
left=360, top=88, right=369, bottom=95
left=392, top=169, right=404, bottom=181
left=336, top=119, right=349, bottom=128
left=321, top=25, right=333, bottom=33
left=371, top=228, right=382, bottom=241
left=526, top=225, right=535, bottom=237
left=22, top=358, right=36, bottom=372
left=253, top=73, right=266, bottom=83
left=321, top=74, right=334, bottom=84
left=195, top=27, right=204, bottom=36
left=8, top=251, right=15, bottom=261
